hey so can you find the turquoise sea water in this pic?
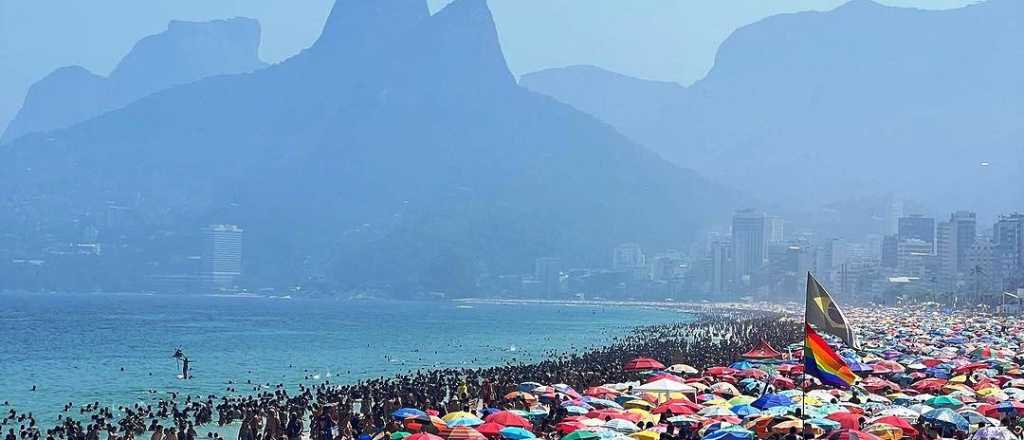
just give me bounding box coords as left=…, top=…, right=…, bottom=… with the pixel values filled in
left=0, top=292, right=692, bottom=427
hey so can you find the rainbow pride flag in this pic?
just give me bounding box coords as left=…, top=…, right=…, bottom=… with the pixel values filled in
left=804, top=323, right=858, bottom=389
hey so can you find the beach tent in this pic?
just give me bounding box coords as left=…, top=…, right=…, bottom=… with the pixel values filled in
left=624, top=357, right=665, bottom=371
left=742, top=340, right=784, bottom=360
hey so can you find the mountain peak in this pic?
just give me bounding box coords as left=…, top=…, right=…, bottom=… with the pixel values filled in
left=2, top=17, right=268, bottom=144
left=415, top=0, right=514, bottom=87
left=313, top=0, right=429, bottom=53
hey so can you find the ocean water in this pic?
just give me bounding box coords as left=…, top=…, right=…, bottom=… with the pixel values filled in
left=0, top=292, right=692, bottom=427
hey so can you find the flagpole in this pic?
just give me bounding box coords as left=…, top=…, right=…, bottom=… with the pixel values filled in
left=800, top=272, right=810, bottom=432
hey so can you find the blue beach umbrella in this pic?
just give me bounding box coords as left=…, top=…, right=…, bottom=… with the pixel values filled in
left=730, top=361, right=753, bottom=370
left=518, top=382, right=544, bottom=392
left=500, top=427, right=536, bottom=440
left=702, top=427, right=754, bottom=440
left=447, top=418, right=485, bottom=427
left=392, top=408, right=427, bottom=420
left=921, top=408, right=970, bottom=432
left=564, top=406, right=589, bottom=416
left=730, top=405, right=761, bottom=418
left=751, top=393, right=794, bottom=410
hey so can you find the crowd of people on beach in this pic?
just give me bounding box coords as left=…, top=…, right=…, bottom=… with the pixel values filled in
left=6, top=305, right=1023, bottom=440
left=1, top=310, right=800, bottom=440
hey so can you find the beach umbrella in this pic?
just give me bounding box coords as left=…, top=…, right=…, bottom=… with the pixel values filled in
left=623, top=399, right=655, bottom=410
left=667, top=415, right=704, bottom=427
left=751, top=393, right=793, bottom=410
left=499, top=428, right=534, bottom=440
left=586, top=387, right=621, bottom=399
left=709, top=383, right=740, bottom=397
left=484, top=412, right=533, bottom=429
left=807, top=418, right=841, bottom=431
left=393, top=433, right=412, bottom=440
left=921, top=408, right=970, bottom=432
left=668, top=364, right=699, bottom=375
left=926, top=395, right=964, bottom=409
left=706, top=367, right=740, bottom=377
left=651, top=402, right=699, bottom=415
left=983, top=400, right=1024, bottom=417
left=868, top=416, right=918, bottom=437
left=727, top=396, right=756, bottom=406
left=555, top=421, right=585, bottom=435
left=826, top=412, right=862, bottom=430
left=587, top=398, right=625, bottom=410
left=564, top=406, right=589, bottom=416
left=445, top=412, right=479, bottom=422
left=824, top=429, right=883, bottom=440
left=908, top=404, right=934, bottom=415
left=408, top=434, right=445, bottom=440
left=730, top=405, right=760, bottom=418
left=447, top=418, right=485, bottom=428
left=447, top=427, right=486, bottom=440
left=701, top=427, right=754, bottom=440
left=476, top=423, right=505, bottom=437
left=604, top=419, right=640, bottom=434
left=625, top=408, right=656, bottom=425
left=971, top=427, right=1017, bottom=440
left=956, top=410, right=995, bottom=427
left=504, top=392, right=537, bottom=404
left=863, top=424, right=901, bottom=440
left=518, top=382, right=544, bottom=392
left=561, top=431, right=600, bottom=440
left=395, top=408, right=429, bottom=420
left=647, top=373, right=686, bottom=383
left=628, top=431, right=659, bottom=440
left=625, top=358, right=665, bottom=371
left=554, top=384, right=583, bottom=399
left=699, top=407, right=736, bottom=417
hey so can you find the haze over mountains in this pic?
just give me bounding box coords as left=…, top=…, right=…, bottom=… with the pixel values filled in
left=522, top=0, right=1024, bottom=217
left=0, top=0, right=737, bottom=293
left=1, top=18, right=268, bottom=145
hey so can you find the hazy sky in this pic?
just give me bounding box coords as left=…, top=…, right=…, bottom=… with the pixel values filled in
left=0, top=0, right=975, bottom=135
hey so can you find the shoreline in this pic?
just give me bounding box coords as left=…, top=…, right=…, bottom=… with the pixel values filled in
left=2, top=302, right=802, bottom=440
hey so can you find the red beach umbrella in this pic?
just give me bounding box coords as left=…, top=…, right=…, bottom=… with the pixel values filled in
left=651, top=402, right=697, bottom=415
left=647, top=373, right=685, bottom=383
left=584, top=386, right=620, bottom=398
left=625, top=357, right=666, bottom=371
left=826, top=413, right=862, bottom=430
left=475, top=423, right=505, bottom=437
left=484, top=412, right=532, bottom=430
left=870, top=416, right=918, bottom=438
left=705, top=367, right=739, bottom=377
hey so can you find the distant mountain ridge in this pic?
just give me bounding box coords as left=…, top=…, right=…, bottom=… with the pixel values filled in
left=0, top=0, right=739, bottom=294
left=521, top=0, right=1024, bottom=214
left=1, top=18, right=267, bottom=144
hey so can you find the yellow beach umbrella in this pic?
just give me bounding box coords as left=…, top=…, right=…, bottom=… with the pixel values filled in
left=443, top=412, right=478, bottom=422
left=728, top=396, right=756, bottom=406
left=624, top=400, right=655, bottom=410
left=626, top=408, right=657, bottom=425
left=630, top=431, right=660, bottom=440
left=865, top=423, right=903, bottom=440
left=703, top=398, right=729, bottom=407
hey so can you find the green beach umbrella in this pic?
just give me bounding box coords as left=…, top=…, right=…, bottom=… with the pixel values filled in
left=925, top=395, right=963, bottom=409
left=563, top=431, right=601, bottom=440
left=392, top=432, right=412, bottom=440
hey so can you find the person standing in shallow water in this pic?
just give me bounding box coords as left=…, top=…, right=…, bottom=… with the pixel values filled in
left=181, top=357, right=190, bottom=380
